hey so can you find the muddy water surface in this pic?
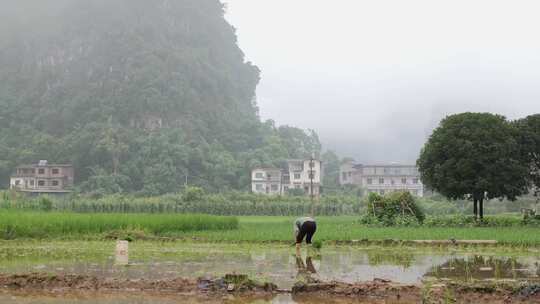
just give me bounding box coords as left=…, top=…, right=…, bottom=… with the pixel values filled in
left=0, top=243, right=538, bottom=287
left=0, top=242, right=539, bottom=303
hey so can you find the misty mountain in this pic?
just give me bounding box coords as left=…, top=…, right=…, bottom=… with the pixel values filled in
left=0, top=0, right=320, bottom=195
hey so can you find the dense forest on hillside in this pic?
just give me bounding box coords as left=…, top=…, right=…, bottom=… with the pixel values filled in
left=0, top=0, right=321, bottom=195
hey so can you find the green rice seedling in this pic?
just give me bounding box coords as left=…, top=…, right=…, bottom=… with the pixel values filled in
left=167, top=216, right=540, bottom=246
left=0, top=210, right=238, bottom=239
left=312, top=240, right=323, bottom=249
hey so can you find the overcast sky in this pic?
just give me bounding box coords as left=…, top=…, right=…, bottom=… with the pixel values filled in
left=223, top=0, right=540, bottom=164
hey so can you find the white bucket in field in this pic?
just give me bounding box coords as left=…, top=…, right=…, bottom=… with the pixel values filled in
left=115, top=240, right=129, bottom=265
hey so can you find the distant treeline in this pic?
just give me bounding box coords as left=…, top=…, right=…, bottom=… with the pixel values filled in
left=0, top=190, right=360, bottom=216
left=1, top=189, right=536, bottom=217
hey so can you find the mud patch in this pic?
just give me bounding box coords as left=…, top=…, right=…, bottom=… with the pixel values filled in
left=292, top=278, right=421, bottom=302
left=2, top=274, right=540, bottom=303
left=292, top=279, right=540, bottom=304
left=0, top=273, right=197, bottom=293
left=0, top=273, right=275, bottom=295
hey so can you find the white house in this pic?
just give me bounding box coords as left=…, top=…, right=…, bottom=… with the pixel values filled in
left=339, top=161, right=424, bottom=197
left=251, top=168, right=283, bottom=195
left=10, top=160, right=74, bottom=194
left=251, top=158, right=323, bottom=197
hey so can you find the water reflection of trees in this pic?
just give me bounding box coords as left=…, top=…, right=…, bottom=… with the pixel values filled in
left=366, top=250, right=415, bottom=268
left=425, top=256, right=535, bottom=281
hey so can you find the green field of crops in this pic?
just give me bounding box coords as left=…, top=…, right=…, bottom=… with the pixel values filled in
left=1, top=213, right=540, bottom=245
left=0, top=211, right=238, bottom=239
left=178, top=216, right=540, bottom=246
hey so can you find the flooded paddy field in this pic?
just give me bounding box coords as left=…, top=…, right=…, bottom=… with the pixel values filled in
left=0, top=241, right=539, bottom=303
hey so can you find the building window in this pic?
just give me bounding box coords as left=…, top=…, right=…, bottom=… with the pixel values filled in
left=401, top=178, right=407, bottom=184
left=52, top=180, right=59, bottom=186
left=391, top=179, right=395, bottom=185
left=30, top=180, right=35, bottom=186
left=309, top=171, right=316, bottom=179
left=294, top=173, right=301, bottom=180
left=379, top=178, right=385, bottom=184
left=284, top=186, right=289, bottom=191
left=15, top=180, right=20, bottom=186
left=38, top=180, right=46, bottom=186
left=367, top=178, right=372, bottom=185
left=52, top=168, right=59, bottom=175
left=271, top=184, right=278, bottom=191
left=38, top=168, right=45, bottom=174
left=342, top=172, right=347, bottom=180
left=413, top=178, right=419, bottom=184
left=255, top=172, right=263, bottom=179
left=413, top=189, right=419, bottom=196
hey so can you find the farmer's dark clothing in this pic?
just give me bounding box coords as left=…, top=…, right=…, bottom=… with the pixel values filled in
left=295, top=217, right=316, bottom=244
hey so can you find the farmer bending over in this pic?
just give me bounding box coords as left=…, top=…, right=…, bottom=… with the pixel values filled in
left=294, top=217, right=316, bottom=255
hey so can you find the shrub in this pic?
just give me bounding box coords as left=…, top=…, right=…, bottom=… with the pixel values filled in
left=361, top=191, right=424, bottom=226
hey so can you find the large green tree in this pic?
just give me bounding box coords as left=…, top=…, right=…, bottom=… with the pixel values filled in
left=516, top=114, right=540, bottom=196
left=321, top=150, right=340, bottom=189
left=0, top=0, right=321, bottom=194
left=417, top=113, right=530, bottom=219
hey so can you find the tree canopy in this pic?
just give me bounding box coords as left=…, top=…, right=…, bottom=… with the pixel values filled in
left=516, top=114, right=540, bottom=196
left=321, top=150, right=340, bottom=189
left=417, top=113, right=530, bottom=219
left=0, top=0, right=321, bottom=195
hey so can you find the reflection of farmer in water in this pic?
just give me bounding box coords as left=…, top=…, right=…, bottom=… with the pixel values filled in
left=294, top=217, right=317, bottom=255
left=295, top=253, right=318, bottom=283
left=296, top=256, right=317, bottom=274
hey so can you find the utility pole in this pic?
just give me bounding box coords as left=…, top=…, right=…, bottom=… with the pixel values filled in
left=309, top=154, right=315, bottom=216
left=310, top=155, right=314, bottom=203
left=535, top=186, right=539, bottom=214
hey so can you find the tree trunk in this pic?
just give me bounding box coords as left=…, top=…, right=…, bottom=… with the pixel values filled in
left=479, top=198, right=484, bottom=220
left=473, top=198, right=478, bottom=219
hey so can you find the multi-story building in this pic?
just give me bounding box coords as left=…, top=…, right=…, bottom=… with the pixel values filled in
left=284, top=159, right=322, bottom=196
left=251, top=159, right=323, bottom=197
left=339, top=161, right=424, bottom=197
left=10, top=160, right=74, bottom=194
left=251, top=168, right=283, bottom=195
